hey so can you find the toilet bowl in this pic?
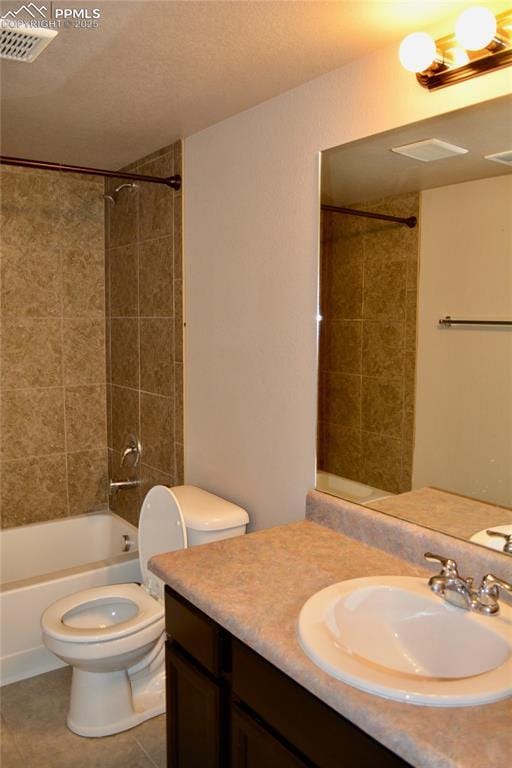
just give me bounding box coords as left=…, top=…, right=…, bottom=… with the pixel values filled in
left=41, top=485, right=248, bottom=737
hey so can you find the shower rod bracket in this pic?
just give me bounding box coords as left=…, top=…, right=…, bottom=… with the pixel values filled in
left=0, top=155, right=181, bottom=191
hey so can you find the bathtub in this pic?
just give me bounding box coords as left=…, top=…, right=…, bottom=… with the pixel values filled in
left=316, top=471, right=393, bottom=505
left=0, top=510, right=141, bottom=686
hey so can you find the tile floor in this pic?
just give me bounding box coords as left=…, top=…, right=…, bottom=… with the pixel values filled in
left=0, top=667, right=166, bottom=768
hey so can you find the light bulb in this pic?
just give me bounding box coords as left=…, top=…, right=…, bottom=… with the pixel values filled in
left=455, top=6, right=497, bottom=50
left=399, top=32, right=437, bottom=73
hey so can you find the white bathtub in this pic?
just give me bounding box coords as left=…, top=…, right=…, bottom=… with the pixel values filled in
left=316, top=471, right=393, bottom=505
left=0, top=510, right=141, bottom=686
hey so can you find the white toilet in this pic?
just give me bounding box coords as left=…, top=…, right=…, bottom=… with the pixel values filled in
left=41, top=485, right=248, bottom=737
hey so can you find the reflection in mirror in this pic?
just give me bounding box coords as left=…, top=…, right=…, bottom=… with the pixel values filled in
left=317, top=96, right=512, bottom=555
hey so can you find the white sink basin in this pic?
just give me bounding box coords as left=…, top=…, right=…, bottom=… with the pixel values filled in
left=298, top=576, right=512, bottom=707
left=470, top=525, right=512, bottom=552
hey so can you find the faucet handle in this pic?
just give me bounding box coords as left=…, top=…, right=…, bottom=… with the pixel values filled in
left=476, top=574, right=512, bottom=615
left=424, top=552, right=460, bottom=577
left=480, top=573, right=512, bottom=596
left=485, top=530, right=512, bottom=554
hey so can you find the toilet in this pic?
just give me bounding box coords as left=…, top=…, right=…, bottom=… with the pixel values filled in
left=41, top=485, right=249, bottom=737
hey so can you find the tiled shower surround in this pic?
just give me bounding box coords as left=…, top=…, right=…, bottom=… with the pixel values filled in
left=318, top=193, right=419, bottom=494
left=106, top=142, right=184, bottom=526
left=0, top=168, right=108, bottom=526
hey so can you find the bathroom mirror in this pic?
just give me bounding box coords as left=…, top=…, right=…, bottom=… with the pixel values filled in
left=316, top=95, right=512, bottom=556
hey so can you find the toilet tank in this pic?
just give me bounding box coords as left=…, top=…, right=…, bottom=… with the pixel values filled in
left=169, top=486, right=249, bottom=547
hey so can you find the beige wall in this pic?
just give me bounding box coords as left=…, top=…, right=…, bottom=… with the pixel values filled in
left=105, top=143, right=184, bottom=526
left=414, top=176, right=512, bottom=507
left=0, top=168, right=107, bottom=527
left=318, top=193, right=419, bottom=494
left=183, top=37, right=511, bottom=530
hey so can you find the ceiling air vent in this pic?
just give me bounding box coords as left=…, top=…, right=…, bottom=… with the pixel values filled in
left=484, top=150, right=512, bottom=167
left=391, top=139, right=469, bottom=162
left=0, top=27, right=57, bottom=63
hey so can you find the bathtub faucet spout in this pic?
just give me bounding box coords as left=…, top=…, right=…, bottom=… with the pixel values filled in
left=109, top=479, right=140, bottom=494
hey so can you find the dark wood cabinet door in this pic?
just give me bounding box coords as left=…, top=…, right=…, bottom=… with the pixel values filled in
left=166, top=642, right=226, bottom=768
left=231, top=704, right=309, bottom=768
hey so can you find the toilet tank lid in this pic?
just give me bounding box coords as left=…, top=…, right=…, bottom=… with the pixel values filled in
left=170, top=485, right=249, bottom=531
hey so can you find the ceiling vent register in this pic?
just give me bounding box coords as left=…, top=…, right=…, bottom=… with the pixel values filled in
left=0, top=27, right=57, bottom=63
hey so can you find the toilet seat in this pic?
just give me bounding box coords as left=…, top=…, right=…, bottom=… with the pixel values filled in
left=41, top=583, right=163, bottom=644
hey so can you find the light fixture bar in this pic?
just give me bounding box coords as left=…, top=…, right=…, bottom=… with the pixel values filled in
left=403, top=8, right=512, bottom=90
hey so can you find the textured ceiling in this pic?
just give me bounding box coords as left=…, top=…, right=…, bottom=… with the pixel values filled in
left=0, top=1, right=510, bottom=169
left=321, top=95, right=512, bottom=206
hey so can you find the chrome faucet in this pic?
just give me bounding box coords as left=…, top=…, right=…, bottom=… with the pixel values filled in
left=485, top=530, right=512, bottom=555
left=109, top=433, right=142, bottom=495
left=424, top=552, right=512, bottom=616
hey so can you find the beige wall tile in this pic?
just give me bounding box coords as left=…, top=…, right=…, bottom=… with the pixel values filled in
left=107, top=178, right=138, bottom=247
left=363, top=260, right=406, bottom=320
left=1, top=455, right=68, bottom=527
left=111, top=385, right=139, bottom=451
left=1, top=167, right=108, bottom=528
left=322, top=253, right=363, bottom=320
left=323, top=372, right=361, bottom=430
left=139, top=236, right=173, bottom=317
left=321, top=320, right=362, bottom=375
left=173, top=193, right=182, bottom=279
left=362, top=377, right=404, bottom=438
left=63, top=318, right=106, bottom=385
left=140, top=318, right=173, bottom=396
left=139, top=463, right=175, bottom=503
left=173, top=280, right=183, bottom=363
left=174, top=443, right=184, bottom=486
left=362, top=321, right=404, bottom=380
left=1, top=250, right=62, bottom=318
left=1, top=319, right=62, bottom=389
left=65, top=385, right=107, bottom=452
left=174, top=362, right=183, bottom=445
left=110, top=318, right=139, bottom=388
left=62, top=250, right=104, bottom=318
left=140, top=392, right=173, bottom=474
left=360, top=431, right=402, bottom=494
left=138, top=153, right=173, bottom=241
left=67, top=449, right=108, bottom=515
left=1, top=388, right=65, bottom=461
left=108, top=448, right=141, bottom=525
left=109, top=244, right=139, bottom=318
left=321, top=422, right=361, bottom=481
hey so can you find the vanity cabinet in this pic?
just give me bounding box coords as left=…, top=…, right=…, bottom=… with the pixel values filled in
left=165, top=586, right=411, bottom=768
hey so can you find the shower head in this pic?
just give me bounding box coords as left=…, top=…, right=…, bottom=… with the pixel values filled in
left=103, top=182, right=138, bottom=205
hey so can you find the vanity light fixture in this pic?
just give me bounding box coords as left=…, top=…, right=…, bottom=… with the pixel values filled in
left=399, top=6, right=512, bottom=89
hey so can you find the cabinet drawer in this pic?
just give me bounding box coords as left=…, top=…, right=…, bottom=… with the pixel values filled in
left=231, top=703, right=309, bottom=768
left=232, top=640, right=411, bottom=768
left=165, top=587, right=228, bottom=677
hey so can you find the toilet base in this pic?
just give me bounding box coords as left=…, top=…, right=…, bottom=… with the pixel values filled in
left=67, top=649, right=166, bottom=737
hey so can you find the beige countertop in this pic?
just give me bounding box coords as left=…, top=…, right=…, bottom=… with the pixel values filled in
left=372, top=487, right=512, bottom=542
left=150, top=519, right=512, bottom=768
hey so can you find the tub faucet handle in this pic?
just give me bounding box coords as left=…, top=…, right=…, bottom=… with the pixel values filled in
left=120, top=433, right=141, bottom=470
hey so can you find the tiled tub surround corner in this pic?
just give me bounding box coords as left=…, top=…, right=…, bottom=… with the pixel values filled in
left=105, top=141, right=184, bottom=527
left=0, top=168, right=108, bottom=527
left=306, top=490, right=512, bottom=587
left=318, top=193, right=419, bottom=494
left=149, top=520, right=512, bottom=768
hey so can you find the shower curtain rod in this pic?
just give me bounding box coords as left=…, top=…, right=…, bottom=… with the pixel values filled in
left=321, top=204, right=416, bottom=229
left=0, top=155, right=182, bottom=191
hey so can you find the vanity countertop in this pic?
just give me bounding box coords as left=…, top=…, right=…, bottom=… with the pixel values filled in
left=371, top=486, right=512, bottom=541
left=149, top=519, right=512, bottom=768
